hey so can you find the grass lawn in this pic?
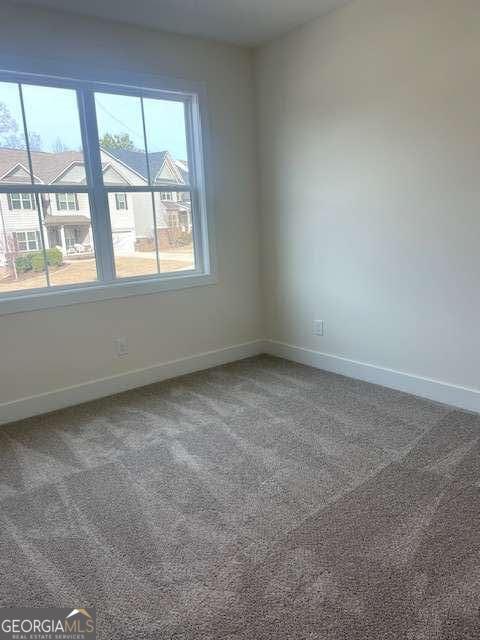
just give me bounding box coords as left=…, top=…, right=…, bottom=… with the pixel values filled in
left=0, top=254, right=194, bottom=294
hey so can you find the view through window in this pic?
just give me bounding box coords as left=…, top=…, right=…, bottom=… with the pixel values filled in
left=0, top=74, right=203, bottom=299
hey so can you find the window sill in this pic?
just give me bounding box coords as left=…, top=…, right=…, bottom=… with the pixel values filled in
left=0, top=271, right=218, bottom=316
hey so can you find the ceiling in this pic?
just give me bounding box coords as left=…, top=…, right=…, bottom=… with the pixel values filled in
left=11, top=0, right=351, bottom=47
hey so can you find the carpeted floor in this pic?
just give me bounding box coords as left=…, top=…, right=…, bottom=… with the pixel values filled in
left=1, top=355, right=479, bottom=639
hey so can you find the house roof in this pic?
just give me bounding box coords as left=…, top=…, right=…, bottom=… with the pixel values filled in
left=0, top=147, right=188, bottom=186
left=106, top=148, right=188, bottom=185
left=106, top=149, right=166, bottom=182
left=0, top=149, right=84, bottom=184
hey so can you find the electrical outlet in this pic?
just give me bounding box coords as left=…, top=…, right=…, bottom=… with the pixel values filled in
left=313, top=320, right=324, bottom=337
left=114, top=337, right=128, bottom=357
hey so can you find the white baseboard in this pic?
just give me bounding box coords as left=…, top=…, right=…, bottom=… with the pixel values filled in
left=0, top=340, right=266, bottom=426
left=265, top=340, right=480, bottom=414
left=4, top=338, right=478, bottom=426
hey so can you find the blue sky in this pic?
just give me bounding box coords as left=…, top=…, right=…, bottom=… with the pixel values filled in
left=0, top=82, right=188, bottom=160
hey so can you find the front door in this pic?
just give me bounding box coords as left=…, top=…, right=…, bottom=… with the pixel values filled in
left=65, top=227, right=81, bottom=251
left=48, top=226, right=61, bottom=248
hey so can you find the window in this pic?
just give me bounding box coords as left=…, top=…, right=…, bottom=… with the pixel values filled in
left=14, top=231, right=40, bottom=252
left=0, top=69, right=212, bottom=311
left=8, top=193, right=35, bottom=210
left=115, top=193, right=128, bottom=210
left=56, top=192, right=78, bottom=211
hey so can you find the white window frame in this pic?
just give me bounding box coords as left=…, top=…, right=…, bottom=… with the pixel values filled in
left=0, top=61, right=216, bottom=316
left=14, top=230, right=40, bottom=252
left=56, top=192, right=78, bottom=211
left=8, top=192, right=35, bottom=210
left=115, top=193, right=128, bottom=210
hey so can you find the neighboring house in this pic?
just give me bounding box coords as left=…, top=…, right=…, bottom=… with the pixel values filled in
left=106, top=148, right=191, bottom=250
left=0, top=147, right=191, bottom=269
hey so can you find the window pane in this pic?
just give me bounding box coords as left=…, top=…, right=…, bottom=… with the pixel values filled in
left=56, top=193, right=67, bottom=210
left=0, top=81, right=31, bottom=185
left=22, top=193, right=34, bottom=209
left=143, top=97, right=189, bottom=187
left=108, top=190, right=195, bottom=279
left=56, top=192, right=78, bottom=211
left=21, top=84, right=85, bottom=186
left=0, top=199, right=48, bottom=293
left=94, top=92, right=148, bottom=187
left=9, top=194, right=20, bottom=209
left=0, top=191, right=99, bottom=293
left=156, top=191, right=195, bottom=273
left=115, top=193, right=128, bottom=210
left=109, top=191, right=158, bottom=279
left=26, top=231, right=39, bottom=250
left=40, top=192, right=98, bottom=288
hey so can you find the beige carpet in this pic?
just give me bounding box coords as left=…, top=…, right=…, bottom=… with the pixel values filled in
left=0, top=355, right=479, bottom=639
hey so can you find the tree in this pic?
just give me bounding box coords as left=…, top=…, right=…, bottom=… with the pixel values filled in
left=100, top=132, right=136, bottom=151
left=28, top=132, right=43, bottom=152
left=0, top=102, right=43, bottom=150
left=0, top=211, right=18, bottom=279
left=0, top=102, right=22, bottom=148
left=52, top=137, right=69, bottom=153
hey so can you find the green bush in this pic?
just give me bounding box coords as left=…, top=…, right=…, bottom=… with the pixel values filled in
left=14, top=248, right=63, bottom=275
left=15, top=254, right=32, bottom=274
left=177, top=231, right=193, bottom=246
left=31, top=252, right=45, bottom=272
left=47, top=247, right=63, bottom=267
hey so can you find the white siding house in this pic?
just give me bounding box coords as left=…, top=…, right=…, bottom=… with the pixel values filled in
left=0, top=147, right=190, bottom=269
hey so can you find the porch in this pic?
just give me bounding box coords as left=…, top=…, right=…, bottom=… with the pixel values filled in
left=44, top=215, right=94, bottom=258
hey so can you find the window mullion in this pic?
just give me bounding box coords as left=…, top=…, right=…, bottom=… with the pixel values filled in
left=18, top=84, right=51, bottom=287
left=184, top=96, right=206, bottom=273
left=140, top=97, right=161, bottom=274
left=77, top=88, right=116, bottom=282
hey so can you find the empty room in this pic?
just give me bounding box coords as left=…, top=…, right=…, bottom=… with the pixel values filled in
left=0, top=0, right=479, bottom=638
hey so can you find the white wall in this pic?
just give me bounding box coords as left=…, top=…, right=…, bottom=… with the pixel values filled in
left=0, top=4, right=262, bottom=407
left=2, top=0, right=480, bottom=417
left=256, top=0, right=480, bottom=392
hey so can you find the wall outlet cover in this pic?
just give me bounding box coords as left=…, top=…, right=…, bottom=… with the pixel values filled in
left=314, top=320, right=324, bottom=336
left=114, top=337, right=129, bottom=357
